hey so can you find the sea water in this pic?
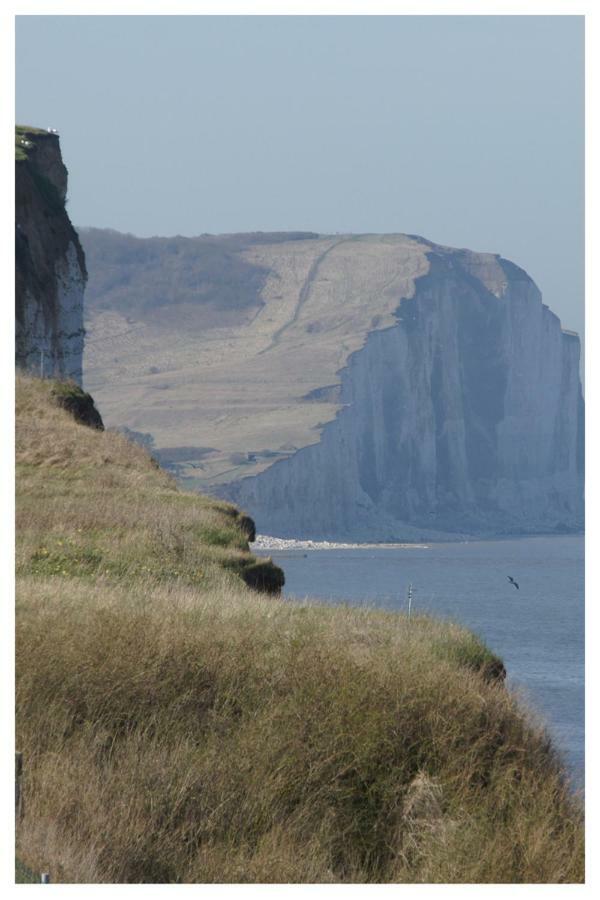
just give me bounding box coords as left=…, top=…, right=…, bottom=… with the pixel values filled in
left=256, top=535, right=584, bottom=790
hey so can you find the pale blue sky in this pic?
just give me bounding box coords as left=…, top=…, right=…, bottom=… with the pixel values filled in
left=16, top=15, right=584, bottom=338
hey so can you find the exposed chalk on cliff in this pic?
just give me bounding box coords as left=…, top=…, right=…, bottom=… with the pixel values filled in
left=15, top=127, right=86, bottom=384
left=81, top=229, right=583, bottom=539
left=226, top=247, right=584, bottom=540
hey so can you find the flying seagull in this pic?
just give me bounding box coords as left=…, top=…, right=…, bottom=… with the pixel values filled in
left=507, top=576, right=519, bottom=590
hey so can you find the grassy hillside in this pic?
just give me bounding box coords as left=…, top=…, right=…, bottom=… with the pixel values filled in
left=16, top=375, right=282, bottom=594
left=80, top=227, right=320, bottom=323
left=15, top=375, right=584, bottom=883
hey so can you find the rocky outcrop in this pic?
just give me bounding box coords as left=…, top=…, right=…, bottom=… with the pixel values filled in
left=15, top=127, right=86, bottom=384
left=227, top=245, right=584, bottom=540
left=51, top=382, right=104, bottom=430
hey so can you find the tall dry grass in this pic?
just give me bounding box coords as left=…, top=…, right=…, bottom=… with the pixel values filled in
left=15, top=375, right=584, bottom=883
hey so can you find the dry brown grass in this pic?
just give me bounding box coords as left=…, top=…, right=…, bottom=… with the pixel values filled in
left=15, top=375, right=584, bottom=883
left=16, top=374, right=283, bottom=593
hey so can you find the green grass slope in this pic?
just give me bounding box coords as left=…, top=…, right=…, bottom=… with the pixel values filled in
left=15, top=125, right=48, bottom=161
left=15, top=375, right=583, bottom=883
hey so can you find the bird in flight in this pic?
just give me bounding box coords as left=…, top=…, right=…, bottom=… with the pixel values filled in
left=507, top=576, right=519, bottom=590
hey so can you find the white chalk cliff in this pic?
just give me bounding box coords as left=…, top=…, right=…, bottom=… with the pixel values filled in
left=16, top=128, right=86, bottom=384
left=227, top=244, right=583, bottom=539
left=81, top=229, right=583, bottom=540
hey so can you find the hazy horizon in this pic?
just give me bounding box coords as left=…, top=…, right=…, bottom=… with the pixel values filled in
left=16, top=15, right=584, bottom=338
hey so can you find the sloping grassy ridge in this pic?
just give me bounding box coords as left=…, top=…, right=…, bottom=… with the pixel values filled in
left=15, top=375, right=583, bottom=883
left=16, top=376, right=282, bottom=594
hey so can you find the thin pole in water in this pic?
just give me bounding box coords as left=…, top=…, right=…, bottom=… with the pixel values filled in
left=407, top=583, right=413, bottom=619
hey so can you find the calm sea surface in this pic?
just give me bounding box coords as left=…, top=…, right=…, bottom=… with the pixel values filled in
left=261, top=535, right=584, bottom=790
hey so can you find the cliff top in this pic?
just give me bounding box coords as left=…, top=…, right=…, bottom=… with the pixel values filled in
left=15, top=124, right=68, bottom=206
left=15, top=124, right=58, bottom=161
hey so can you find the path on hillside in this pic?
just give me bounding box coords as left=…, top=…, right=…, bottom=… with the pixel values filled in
left=259, top=237, right=351, bottom=355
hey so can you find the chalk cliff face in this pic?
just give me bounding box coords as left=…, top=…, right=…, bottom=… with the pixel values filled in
left=227, top=246, right=584, bottom=539
left=81, top=228, right=583, bottom=540
left=15, top=128, right=86, bottom=384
